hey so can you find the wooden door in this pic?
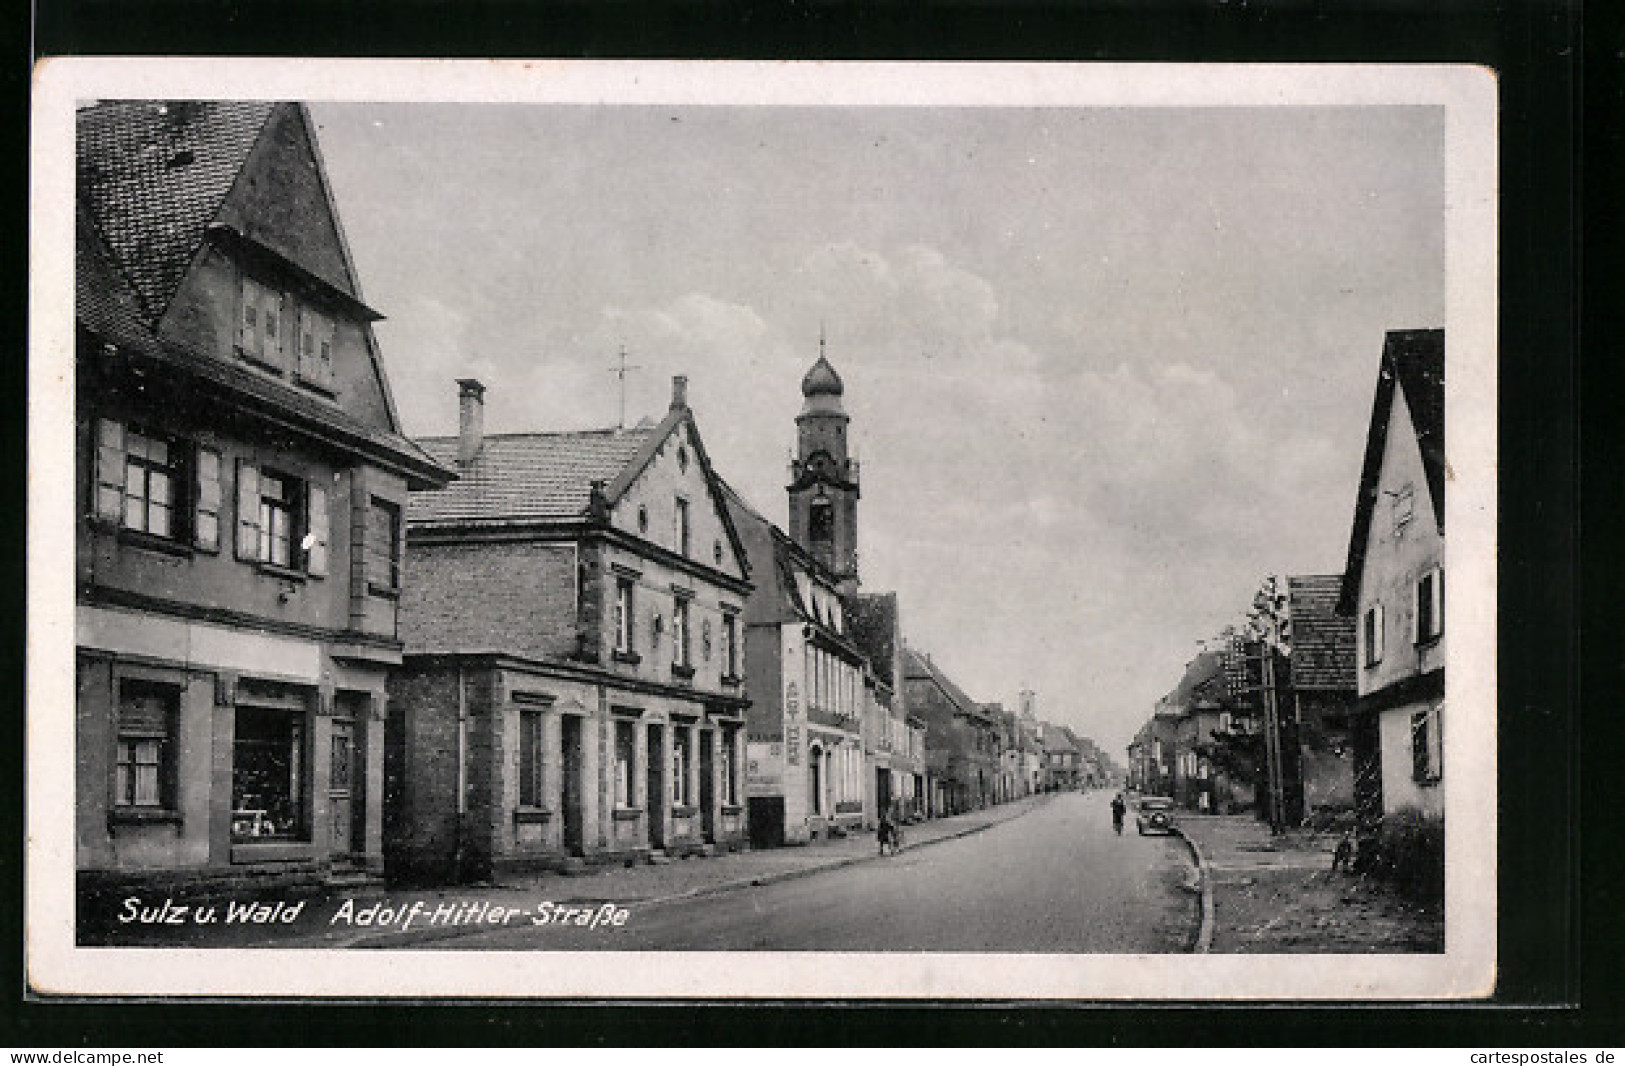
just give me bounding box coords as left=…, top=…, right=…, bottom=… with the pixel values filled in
left=561, top=715, right=584, bottom=855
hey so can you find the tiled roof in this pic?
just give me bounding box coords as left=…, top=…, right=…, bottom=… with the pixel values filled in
left=1287, top=574, right=1355, bottom=691
left=77, top=101, right=277, bottom=322
left=902, top=646, right=984, bottom=721
left=849, top=592, right=900, bottom=682
left=1339, top=329, right=1445, bottom=613
left=410, top=430, right=655, bottom=525
left=1040, top=723, right=1077, bottom=752
left=1160, top=650, right=1227, bottom=713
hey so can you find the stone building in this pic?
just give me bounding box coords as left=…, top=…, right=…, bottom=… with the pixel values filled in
left=851, top=591, right=926, bottom=822
left=74, top=101, right=453, bottom=907
left=387, top=376, right=752, bottom=882
left=1337, top=329, right=1446, bottom=821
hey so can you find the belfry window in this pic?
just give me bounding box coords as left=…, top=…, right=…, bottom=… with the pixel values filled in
left=809, top=498, right=834, bottom=544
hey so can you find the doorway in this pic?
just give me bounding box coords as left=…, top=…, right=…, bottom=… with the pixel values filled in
left=646, top=723, right=666, bottom=850
left=699, top=729, right=716, bottom=843
left=561, top=715, right=584, bottom=855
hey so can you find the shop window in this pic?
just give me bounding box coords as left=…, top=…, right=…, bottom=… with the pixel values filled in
left=231, top=706, right=307, bottom=841
left=519, top=710, right=544, bottom=808
left=116, top=681, right=178, bottom=809
left=614, top=721, right=636, bottom=808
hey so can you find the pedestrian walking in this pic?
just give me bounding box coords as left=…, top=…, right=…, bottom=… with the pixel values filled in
left=1110, top=793, right=1127, bottom=836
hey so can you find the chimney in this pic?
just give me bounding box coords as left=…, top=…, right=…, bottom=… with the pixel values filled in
left=457, top=378, right=486, bottom=465
left=670, top=374, right=688, bottom=411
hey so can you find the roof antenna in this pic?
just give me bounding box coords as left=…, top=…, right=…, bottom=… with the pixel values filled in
left=607, top=345, right=643, bottom=430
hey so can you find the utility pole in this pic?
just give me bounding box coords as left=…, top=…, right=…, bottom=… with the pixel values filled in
left=1260, top=635, right=1287, bottom=836
left=607, top=346, right=643, bottom=429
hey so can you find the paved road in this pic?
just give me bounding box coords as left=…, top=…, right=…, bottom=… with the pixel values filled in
left=422, top=790, right=1199, bottom=952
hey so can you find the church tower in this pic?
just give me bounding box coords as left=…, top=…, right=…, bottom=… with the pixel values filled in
left=788, top=337, right=861, bottom=595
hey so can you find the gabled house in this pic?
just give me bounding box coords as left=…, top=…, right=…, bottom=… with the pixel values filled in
left=722, top=479, right=867, bottom=847
left=850, top=591, right=926, bottom=823
left=903, top=647, right=999, bottom=814
left=1337, top=329, right=1445, bottom=821
left=75, top=101, right=454, bottom=908
left=1285, top=574, right=1358, bottom=821
left=388, top=375, right=753, bottom=881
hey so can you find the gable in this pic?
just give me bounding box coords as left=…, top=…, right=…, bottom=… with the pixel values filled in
left=610, top=416, right=747, bottom=581
left=77, top=100, right=277, bottom=323
left=213, top=104, right=360, bottom=299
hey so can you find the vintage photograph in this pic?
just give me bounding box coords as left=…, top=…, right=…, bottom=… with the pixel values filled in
left=29, top=60, right=1497, bottom=999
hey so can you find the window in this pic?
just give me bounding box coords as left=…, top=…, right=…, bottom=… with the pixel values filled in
left=232, top=706, right=307, bottom=841
left=809, top=498, right=834, bottom=545
left=116, top=682, right=177, bottom=809
left=615, top=578, right=635, bottom=654
left=672, top=728, right=691, bottom=806
left=296, top=306, right=336, bottom=390
left=675, top=498, right=691, bottom=557
left=519, top=710, right=544, bottom=808
left=1391, top=483, right=1415, bottom=534
left=121, top=427, right=182, bottom=539
left=721, top=612, right=739, bottom=678
left=239, top=276, right=286, bottom=369
left=672, top=597, right=691, bottom=669
left=236, top=463, right=328, bottom=575
left=614, top=721, right=635, bottom=808
left=1415, top=567, right=1444, bottom=644
left=1411, top=704, right=1443, bottom=784
left=94, top=421, right=221, bottom=551
left=259, top=472, right=297, bottom=567
left=367, top=498, right=401, bottom=591
left=1362, top=604, right=1385, bottom=667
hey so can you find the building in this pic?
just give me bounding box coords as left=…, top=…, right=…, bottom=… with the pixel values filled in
left=724, top=480, right=867, bottom=847
left=903, top=647, right=999, bottom=814
left=1040, top=723, right=1082, bottom=791
left=1016, top=689, right=1045, bottom=795
left=75, top=101, right=454, bottom=906
left=1284, top=574, right=1358, bottom=822
left=723, top=349, right=881, bottom=847
left=1337, top=329, right=1446, bottom=821
left=850, top=591, right=927, bottom=822
left=387, top=375, right=752, bottom=882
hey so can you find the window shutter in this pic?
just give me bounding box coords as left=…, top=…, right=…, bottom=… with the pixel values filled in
left=194, top=446, right=222, bottom=551
left=235, top=460, right=260, bottom=560
left=306, top=480, right=329, bottom=576
left=1434, top=568, right=1445, bottom=638
left=1374, top=604, right=1385, bottom=659
left=94, top=419, right=126, bottom=522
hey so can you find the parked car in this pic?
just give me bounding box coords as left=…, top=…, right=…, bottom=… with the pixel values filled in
left=1135, top=796, right=1176, bottom=835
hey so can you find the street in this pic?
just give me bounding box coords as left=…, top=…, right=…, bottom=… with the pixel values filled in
left=416, top=791, right=1198, bottom=952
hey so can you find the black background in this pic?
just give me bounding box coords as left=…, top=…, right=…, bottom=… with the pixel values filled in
left=12, top=0, right=1608, bottom=1047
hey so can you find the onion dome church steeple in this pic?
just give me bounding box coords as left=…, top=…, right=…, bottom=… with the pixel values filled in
left=788, top=331, right=861, bottom=594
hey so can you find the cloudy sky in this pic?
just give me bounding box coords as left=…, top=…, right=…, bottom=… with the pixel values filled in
left=310, top=101, right=1444, bottom=760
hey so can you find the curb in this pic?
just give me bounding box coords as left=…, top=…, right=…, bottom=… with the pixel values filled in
left=1173, top=826, right=1215, bottom=955
left=642, top=799, right=1048, bottom=908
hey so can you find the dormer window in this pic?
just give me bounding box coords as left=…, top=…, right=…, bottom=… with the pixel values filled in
left=239, top=276, right=285, bottom=371
left=296, top=306, right=336, bottom=391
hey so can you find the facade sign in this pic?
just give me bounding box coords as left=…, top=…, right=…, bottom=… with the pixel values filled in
left=785, top=681, right=801, bottom=766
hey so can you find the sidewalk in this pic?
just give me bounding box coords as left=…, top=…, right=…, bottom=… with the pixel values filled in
left=1176, top=814, right=1444, bottom=953
left=88, top=793, right=1054, bottom=949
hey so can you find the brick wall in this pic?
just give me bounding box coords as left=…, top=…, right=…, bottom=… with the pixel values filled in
left=383, top=664, right=464, bottom=882
left=400, top=540, right=578, bottom=659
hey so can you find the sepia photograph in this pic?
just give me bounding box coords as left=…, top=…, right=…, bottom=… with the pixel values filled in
left=28, top=59, right=1497, bottom=999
